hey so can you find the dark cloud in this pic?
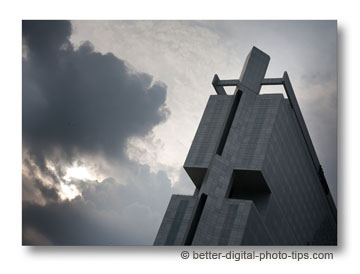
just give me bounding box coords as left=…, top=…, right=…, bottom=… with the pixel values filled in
left=22, top=20, right=171, bottom=245
left=23, top=166, right=173, bottom=245
left=23, top=20, right=169, bottom=165
left=22, top=20, right=72, bottom=64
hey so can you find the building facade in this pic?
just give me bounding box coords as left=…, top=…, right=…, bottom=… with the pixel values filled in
left=154, top=47, right=337, bottom=245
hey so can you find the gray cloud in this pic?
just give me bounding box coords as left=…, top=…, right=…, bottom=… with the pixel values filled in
left=23, top=167, right=173, bottom=245
left=22, top=20, right=171, bottom=245
left=23, top=20, right=169, bottom=165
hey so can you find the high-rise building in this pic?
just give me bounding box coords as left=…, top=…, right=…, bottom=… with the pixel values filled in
left=154, top=47, right=337, bottom=245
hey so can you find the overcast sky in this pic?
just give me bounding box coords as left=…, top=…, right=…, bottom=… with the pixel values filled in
left=22, top=20, right=337, bottom=245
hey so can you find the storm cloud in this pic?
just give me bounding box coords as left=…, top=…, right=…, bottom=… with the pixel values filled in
left=22, top=20, right=171, bottom=245
left=23, top=20, right=169, bottom=164
left=23, top=168, right=173, bottom=245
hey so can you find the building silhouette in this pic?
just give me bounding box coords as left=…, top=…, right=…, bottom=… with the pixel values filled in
left=154, top=47, right=337, bottom=245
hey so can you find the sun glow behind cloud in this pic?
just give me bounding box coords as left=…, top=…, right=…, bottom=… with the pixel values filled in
left=59, top=165, right=100, bottom=200
left=45, top=160, right=101, bottom=201
left=59, top=182, right=82, bottom=200
left=64, top=166, right=98, bottom=182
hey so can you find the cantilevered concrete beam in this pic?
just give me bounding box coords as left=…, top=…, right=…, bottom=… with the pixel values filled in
left=261, top=78, right=283, bottom=85
left=212, top=74, right=227, bottom=95
left=239, top=46, right=270, bottom=94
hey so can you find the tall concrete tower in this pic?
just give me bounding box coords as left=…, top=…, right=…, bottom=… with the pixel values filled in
left=154, top=47, right=337, bottom=245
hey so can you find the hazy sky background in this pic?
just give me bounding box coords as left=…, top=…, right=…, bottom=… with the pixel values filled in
left=22, top=20, right=337, bottom=245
